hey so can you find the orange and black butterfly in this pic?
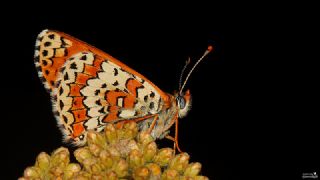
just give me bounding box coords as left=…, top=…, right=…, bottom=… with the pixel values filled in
left=34, top=30, right=212, bottom=151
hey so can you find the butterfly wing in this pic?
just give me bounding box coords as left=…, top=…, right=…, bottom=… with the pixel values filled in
left=34, top=30, right=170, bottom=145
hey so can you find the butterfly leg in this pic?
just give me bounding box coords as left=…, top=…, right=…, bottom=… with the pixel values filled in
left=165, top=115, right=182, bottom=153
left=115, top=114, right=156, bottom=129
left=147, top=114, right=159, bottom=134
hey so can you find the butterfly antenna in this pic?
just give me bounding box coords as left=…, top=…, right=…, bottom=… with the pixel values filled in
left=178, top=57, right=191, bottom=91
left=179, top=45, right=213, bottom=94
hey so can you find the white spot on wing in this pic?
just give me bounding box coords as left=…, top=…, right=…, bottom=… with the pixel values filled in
left=83, top=96, right=103, bottom=108
left=119, top=109, right=136, bottom=118
left=88, top=106, right=107, bottom=117
left=84, top=117, right=100, bottom=129
left=117, top=97, right=124, bottom=107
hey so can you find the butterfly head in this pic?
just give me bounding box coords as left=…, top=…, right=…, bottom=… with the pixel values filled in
left=175, top=46, right=213, bottom=118
left=175, top=89, right=192, bottom=118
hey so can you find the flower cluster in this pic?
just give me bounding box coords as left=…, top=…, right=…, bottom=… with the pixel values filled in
left=19, top=122, right=208, bottom=179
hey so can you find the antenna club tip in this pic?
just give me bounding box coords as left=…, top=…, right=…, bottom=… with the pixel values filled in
left=207, top=45, right=214, bottom=52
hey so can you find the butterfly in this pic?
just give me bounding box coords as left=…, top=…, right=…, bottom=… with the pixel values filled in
left=34, top=29, right=212, bottom=152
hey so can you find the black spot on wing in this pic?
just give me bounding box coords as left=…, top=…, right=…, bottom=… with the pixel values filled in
left=61, top=37, right=68, bottom=47
left=42, top=50, right=48, bottom=57
left=98, top=107, right=105, bottom=113
left=50, top=81, right=55, bottom=86
left=45, top=70, right=50, bottom=75
left=95, top=89, right=100, bottom=96
left=42, top=60, right=48, bottom=66
left=144, top=95, right=148, bottom=102
left=59, top=87, right=64, bottom=95
left=112, top=81, right=119, bottom=86
left=95, top=99, right=102, bottom=106
left=70, top=62, right=77, bottom=70
left=150, top=91, right=155, bottom=98
left=62, top=115, right=68, bottom=124
left=80, top=55, right=87, bottom=60
left=64, top=72, right=69, bottom=80
left=44, top=41, right=51, bottom=47
left=114, top=68, right=118, bottom=76
left=59, top=100, right=64, bottom=110
left=48, top=34, right=55, bottom=39
left=149, top=102, right=154, bottom=110
left=101, top=83, right=107, bottom=88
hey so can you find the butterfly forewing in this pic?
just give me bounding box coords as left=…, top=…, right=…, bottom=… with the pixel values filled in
left=34, top=30, right=169, bottom=145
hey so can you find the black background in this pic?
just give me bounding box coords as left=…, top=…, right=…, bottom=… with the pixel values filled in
left=1, top=2, right=318, bottom=179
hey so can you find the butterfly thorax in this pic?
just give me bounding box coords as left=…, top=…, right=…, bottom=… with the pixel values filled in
left=138, top=93, right=179, bottom=139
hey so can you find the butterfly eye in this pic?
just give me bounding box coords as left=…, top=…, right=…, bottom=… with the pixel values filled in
left=177, top=96, right=186, bottom=109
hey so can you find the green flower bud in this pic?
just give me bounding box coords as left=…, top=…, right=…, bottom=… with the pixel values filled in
left=162, top=169, right=179, bottom=180
left=138, top=131, right=154, bottom=146
left=112, top=159, right=129, bottom=178
left=105, top=171, right=118, bottom=180
left=168, top=153, right=189, bottom=173
left=74, top=147, right=93, bottom=163
left=146, top=163, right=161, bottom=177
left=23, top=167, right=41, bottom=178
left=133, top=166, right=150, bottom=180
left=105, top=124, right=118, bottom=144
left=153, top=148, right=174, bottom=167
left=184, top=162, right=201, bottom=177
left=87, top=130, right=107, bottom=149
left=143, top=142, right=157, bottom=162
left=99, top=150, right=113, bottom=169
left=35, top=152, right=50, bottom=171
left=128, top=149, right=144, bottom=169
left=64, top=163, right=81, bottom=179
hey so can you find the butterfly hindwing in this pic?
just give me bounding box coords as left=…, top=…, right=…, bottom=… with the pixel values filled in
left=35, top=30, right=169, bottom=145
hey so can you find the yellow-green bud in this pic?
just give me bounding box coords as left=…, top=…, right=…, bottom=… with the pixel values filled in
left=162, top=169, right=179, bottom=180
left=105, top=171, right=118, bottom=180
left=105, top=124, right=118, bottom=144
left=112, top=159, right=129, bottom=178
left=133, top=167, right=150, bottom=180
left=99, top=150, right=113, bottom=169
left=128, top=149, right=144, bottom=169
left=35, top=152, right=50, bottom=171
left=153, top=148, right=174, bottom=167
left=143, top=142, right=157, bottom=162
left=184, top=162, right=201, bottom=177
left=146, top=163, right=161, bottom=177
left=74, top=147, right=93, bottom=163
left=168, top=153, right=189, bottom=173
left=23, top=167, right=41, bottom=178
left=50, top=147, right=70, bottom=169
left=64, top=163, right=81, bottom=179
left=138, top=131, right=154, bottom=146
